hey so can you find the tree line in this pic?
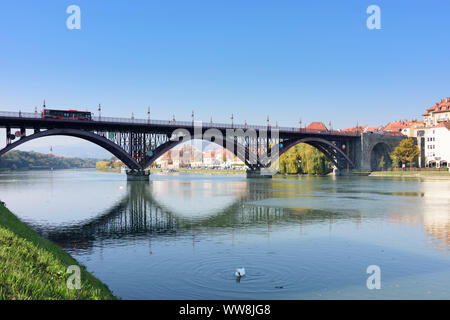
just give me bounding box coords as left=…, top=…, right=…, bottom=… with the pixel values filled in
left=0, top=150, right=99, bottom=171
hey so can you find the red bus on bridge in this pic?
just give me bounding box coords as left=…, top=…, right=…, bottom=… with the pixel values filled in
left=42, top=108, right=92, bottom=120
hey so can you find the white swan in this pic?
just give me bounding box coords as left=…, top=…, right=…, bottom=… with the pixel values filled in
left=235, top=268, right=246, bottom=277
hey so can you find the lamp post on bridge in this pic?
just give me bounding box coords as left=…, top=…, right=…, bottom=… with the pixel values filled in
left=231, top=113, right=234, bottom=128
left=98, top=104, right=101, bottom=120
left=191, top=110, right=194, bottom=125
left=299, top=118, right=302, bottom=131
left=147, top=107, right=150, bottom=123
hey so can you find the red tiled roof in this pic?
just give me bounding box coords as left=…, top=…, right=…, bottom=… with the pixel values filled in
left=431, top=121, right=450, bottom=130
left=423, top=98, right=450, bottom=116
left=383, top=120, right=418, bottom=132
left=306, top=122, right=328, bottom=131
left=203, top=151, right=213, bottom=159
left=366, top=126, right=383, bottom=132
left=342, top=126, right=366, bottom=133
left=161, top=150, right=172, bottom=160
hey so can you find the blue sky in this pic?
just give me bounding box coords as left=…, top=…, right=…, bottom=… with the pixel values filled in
left=1, top=0, right=450, bottom=156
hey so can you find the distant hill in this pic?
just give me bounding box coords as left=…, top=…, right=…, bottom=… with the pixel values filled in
left=0, top=150, right=101, bottom=171
left=15, top=144, right=112, bottom=159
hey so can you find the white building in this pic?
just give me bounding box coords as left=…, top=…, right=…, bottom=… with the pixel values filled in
left=423, top=122, right=450, bottom=168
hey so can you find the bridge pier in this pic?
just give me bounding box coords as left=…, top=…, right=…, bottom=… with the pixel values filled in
left=126, top=169, right=150, bottom=181
left=331, top=168, right=357, bottom=176
left=246, top=168, right=273, bottom=179
left=357, top=133, right=409, bottom=172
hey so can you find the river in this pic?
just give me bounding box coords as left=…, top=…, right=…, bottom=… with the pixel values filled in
left=0, top=169, right=449, bottom=299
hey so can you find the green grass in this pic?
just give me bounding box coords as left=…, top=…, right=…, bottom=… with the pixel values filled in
left=0, top=203, right=116, bottom=300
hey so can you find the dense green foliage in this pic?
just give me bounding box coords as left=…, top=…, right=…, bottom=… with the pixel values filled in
left=277, top=144, right=332, bottom=175
left=0, top=203, right=115, bottom=300
left=0, top=151, right=98, bottom=171
left=390, top=138, right=420, bottom=168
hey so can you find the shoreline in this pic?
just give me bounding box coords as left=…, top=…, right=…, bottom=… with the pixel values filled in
left=0, top=167, right=96, bottom=172
left=103, top=168, right=450, bottom=179
left=0, top=202, right=116, bottom=300
left=369, top=171, right=450, bottom=179
left=150, top=168, right=246, bottom=175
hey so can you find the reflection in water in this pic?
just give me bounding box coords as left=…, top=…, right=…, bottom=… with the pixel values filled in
left=421, top=182, right=450, bottom=252
left=151, top=179, right=248, bottom=218
left=37, top=180, right=350, bottom=254
left=1, top=171, right=449, bottom=299
left=386, top=180, right=450, bottom=252
left=27, top=175, right=449, bottom=256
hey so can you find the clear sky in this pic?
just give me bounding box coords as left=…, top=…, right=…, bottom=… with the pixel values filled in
left=1, top=0, right=450, bottom=156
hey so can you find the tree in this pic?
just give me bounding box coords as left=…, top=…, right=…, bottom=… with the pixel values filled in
left=390, top=138, right=420, bottom=168
left=278, top=158, right=287, bottom=174
left=390, top=154, right=400, bottom=168
left=111, top=160, right=123, bottom=169
left=276, top=144, right=331, bottom=175
left=379, top=155, right=385, bottom=171
left=96, top=161, right=109, bottom=170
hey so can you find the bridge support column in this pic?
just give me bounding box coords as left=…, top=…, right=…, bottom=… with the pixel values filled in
left=332, top=168, right=354, bottom=176
left=126, top=169, right=150, bottom=181
left=246, top=168, right=273, bottom=179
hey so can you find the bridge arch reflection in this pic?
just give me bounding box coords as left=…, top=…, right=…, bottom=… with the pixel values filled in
left=37, top=179, right=346, bottom=252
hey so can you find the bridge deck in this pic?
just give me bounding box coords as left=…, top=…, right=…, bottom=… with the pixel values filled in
left=0, top=111, right=360, bottom=138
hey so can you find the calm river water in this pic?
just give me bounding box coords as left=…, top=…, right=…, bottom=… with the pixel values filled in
left=0, top=169, right=449, bottom=299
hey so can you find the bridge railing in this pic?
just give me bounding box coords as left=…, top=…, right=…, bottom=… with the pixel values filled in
left=0, top=111, right=41, bottom=119
left=93, top=116, right=360, bottom=136
left=0, top=110, right=363, bottom=136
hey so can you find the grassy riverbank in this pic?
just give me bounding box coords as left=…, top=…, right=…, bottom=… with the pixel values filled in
left=370, top=170, right=450, bottom=178
left=0, top=203, right=115, bottom=300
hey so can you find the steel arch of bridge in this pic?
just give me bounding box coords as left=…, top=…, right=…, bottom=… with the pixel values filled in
left=0, top=128, right=266, bottom=170
left=142, top=136, right=263, bottom=170
left=0, top=113, right=358, bottom=172
left=0, top=129, right=141, bottom=170
left=270, top=137, right=355, bottom=170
